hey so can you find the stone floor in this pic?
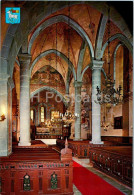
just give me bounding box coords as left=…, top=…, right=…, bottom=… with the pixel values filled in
left=73, top=157, right=132, bottom=195
left=73, top=185, right=82, bottom=195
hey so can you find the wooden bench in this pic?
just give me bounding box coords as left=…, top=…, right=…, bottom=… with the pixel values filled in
left=57, top=139, right=119, bottom=158
left=89, top=146, right=132, bottom=187
left=0, top=143, right=73, bottom=194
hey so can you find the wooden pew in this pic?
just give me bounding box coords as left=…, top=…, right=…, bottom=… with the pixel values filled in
left=89, top=146, right=132, bottom=187
left=57, top=139, right=119, bottom=158
left=0, top=141, right=73, bottom=194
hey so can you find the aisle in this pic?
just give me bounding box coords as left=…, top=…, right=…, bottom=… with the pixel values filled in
left=73, top=161, right=124, bottom=195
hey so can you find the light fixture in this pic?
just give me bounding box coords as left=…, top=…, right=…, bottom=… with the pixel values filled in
left=86, top=5, right=95, bottom=34
left=101, top=108, right=109, bottom=131
left=56, top=4, right=77, bottom=124
left=95, top=4, right=123, bottom=109
left=45, top=119, right=52, bottom=126
left=44, top=23, right=59, bottom=127
left=0, top=114, right=6, bottom=122
left=95, top=74, right=123, bottom=109
left=100, top=101, right=108, bottom=131
left=60, top=109, right=79, bottom=124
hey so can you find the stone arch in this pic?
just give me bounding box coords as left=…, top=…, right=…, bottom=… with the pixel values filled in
left=15, top=59, right=20, bottom=67
left=101, top=33, right=133, bottom=59
left=101, top=68, right=107, bottom=79
left=1, top=24, right=19, bottom=76
left=1, top=0, right=133, bottom=156
left=77, top=41, right=87, bottom=80
left=1, top=7, right=29, bottom=78
left=30, top=86, right=68, bottom=107
left=95, top=15, right=108, bottom=59
left=81, top=64, right=92, bottom=81
left=28, top=15, right=94, bottom=58
left=81, top=63, right=107, bottom=81
left=113, top=43, right=122, bottom=82
left=27, top=2, right=132, bottom=44
left=30, top=49, right=76, bottom=80
left=1, top=2, right=132, bottom=79
left=66, top=68, right=72, bottom=94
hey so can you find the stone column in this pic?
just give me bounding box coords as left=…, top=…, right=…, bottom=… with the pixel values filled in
left=74, top=81, right=82, bottom=140
left=0, top=74, right=14, bottom=156
left=90, top=60, right=104, bottom=144
left=18, top=54, right=31, bottom=146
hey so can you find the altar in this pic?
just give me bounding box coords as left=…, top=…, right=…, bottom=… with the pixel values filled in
left=36, top=139, right=57, bottom=145
left=36, top=124, right=62, bottom=135
left=34, top=122, right=71, bottom=140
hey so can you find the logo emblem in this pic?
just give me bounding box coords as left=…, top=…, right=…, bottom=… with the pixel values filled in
left=5, top=7, right=20, bottom=24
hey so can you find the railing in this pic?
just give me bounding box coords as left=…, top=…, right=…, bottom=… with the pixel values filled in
left=89, top=146, right=132, bottom=187
left=57, top=140, right=118, bottom=158
left=0, top=141, right=73, bottom=194
left=0, top=160, right=73, bottom=194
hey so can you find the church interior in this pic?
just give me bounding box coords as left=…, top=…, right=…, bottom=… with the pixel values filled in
left=0, top=1, right=133, bottom=194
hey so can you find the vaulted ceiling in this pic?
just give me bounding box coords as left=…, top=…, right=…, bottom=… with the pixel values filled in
left=28, top=3, right=127, bottom=89
left=2, top=1, right=132, bottom=101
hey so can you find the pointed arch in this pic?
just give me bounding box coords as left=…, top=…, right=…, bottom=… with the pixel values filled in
left=77, top=41, right=87, bottom=80
left=101, top=33, right=132, bottom=59
left=30, top=86, right=68, bottom=107
left=95, top=15, right=108, bottom=59
left=30, top=49, right=76, bottom=81
left=28, top=15, right=94, bottom=58
left=81, top=63, right=107, bottom=81
left=113, top=43, right=122, bottom=82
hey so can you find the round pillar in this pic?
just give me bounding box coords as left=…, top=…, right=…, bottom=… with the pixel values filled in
left=90, top=60, right=104, bottom=144
left=74, top=81, right=82, bottom=141
left=18, top=54, right=31, bottom=146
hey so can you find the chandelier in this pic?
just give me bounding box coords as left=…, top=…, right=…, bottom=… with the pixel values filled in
left=100, top=104, right=114, bottom=131
left=60, top=110, right=79, bottom=123
left=95, top=4, right=123, bottom=108
left=95, top=75, right=122, bottom=108
left=45, top=119, right=52, bottom=127
left=58, top=5, right=79, bottom=124
left=51, top=111, right=63, bottom=123
left=101, top=116, right=109, bottom=131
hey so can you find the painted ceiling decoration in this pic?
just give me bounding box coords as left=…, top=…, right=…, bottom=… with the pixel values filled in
left=31, top=65, right=65, bottom=88
left=27, top=3, right=132, bottom=88
left=1, top=1, right=132, bottom=102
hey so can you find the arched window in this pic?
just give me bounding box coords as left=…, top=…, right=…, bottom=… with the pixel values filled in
left=30, top=109, right=36, bottom=124
left=41, top=107, right=45, bottom=122
left=38, top=104, right=47, bottom=124
left=30, top=110, right=34, bottom=121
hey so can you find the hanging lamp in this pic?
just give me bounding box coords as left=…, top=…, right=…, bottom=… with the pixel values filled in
left=95, top=4, right=123, bottom=109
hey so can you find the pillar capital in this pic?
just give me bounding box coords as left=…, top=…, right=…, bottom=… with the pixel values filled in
left=74, top=81, right=83, bottom=88
left=92, top=60, right=104, bottom=70
left=7, top=77, right=14, bottom=90
left=18, top=53, right=31, bottom=63
left=0, top=75, right=14, bottom=89
left=0, top=73, right=10, bottom=81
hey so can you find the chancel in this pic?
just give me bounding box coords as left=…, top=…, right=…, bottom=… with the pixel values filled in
left=0, top=1, right=133, bottom=194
